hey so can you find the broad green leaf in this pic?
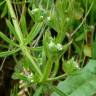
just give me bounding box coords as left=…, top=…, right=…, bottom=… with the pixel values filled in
left=6, top=19, right=19, bottom=40
left=51, top=60, right=96, bottom=96
left=0, top=31, right=18, bottom=46
left=0, top=48, right=20, bottom=57
left=51, top=86, right=67, bottom=96
left=25, top=22, right=43, bottom=45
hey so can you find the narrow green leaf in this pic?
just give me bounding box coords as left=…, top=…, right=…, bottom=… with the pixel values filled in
left=52, top=60, right=59, bottom=77
left=0, top=44, right=8, bottom=49
left=6, top=19, right=19, bottom=40
left=0, top=31, right=18, bottom=46
left=41, top=59, right=52, bottom=82
left=1, top=4, right=7, bottom=18
left=73, top=42, right=81, bottom=54
left=40, top=32, right=53, bottom=81
left=0, top=0, right=5, bottom=7
left=0, top=48, right=20, bottom=57
left=21, top=15, right=28, bottom=35
left=30, top=46, right=42, bottom=51
left=43, top=31, right=52, bottom=58
left=6, top=0, right=23, bottom=43
left=22, top=46, right=42, bottom=77
left=28, top=8, right=33, bottom=18
left=75, top=32, right=86, bottom=41
left=25, top=22, right=43, bottom=45
left=12, top=72, right=29, bottom=82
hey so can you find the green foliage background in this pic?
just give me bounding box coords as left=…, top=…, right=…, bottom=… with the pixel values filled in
left=0, top=0, right=96, bottom=96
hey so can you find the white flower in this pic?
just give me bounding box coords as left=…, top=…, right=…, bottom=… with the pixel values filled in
left=40, top=16, right=43, bottom=19
left=47, top=16, right=51, bottom=21
left=90, top=25, right=94, bottom=31
left=66, top=17, right=70, bottom=22
left=48, top=41, right=55, bottom=48
left=31, top=8, right=39, bottom=14
left=56, top=44, right=63, bottom=50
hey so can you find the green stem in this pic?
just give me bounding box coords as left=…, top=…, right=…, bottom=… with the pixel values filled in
left=6, top=0, right=23, bottom=44
left=6, top=0, right=42, bottom=77
left=22, top=46, right=42, bottom=77
left=47, top=74, right=67, bottom=81
left=51, top=57, right=59, bottom=77
left=40, top=58, right=52, bottom=82
left=71, top=0, right=94, bottom=37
